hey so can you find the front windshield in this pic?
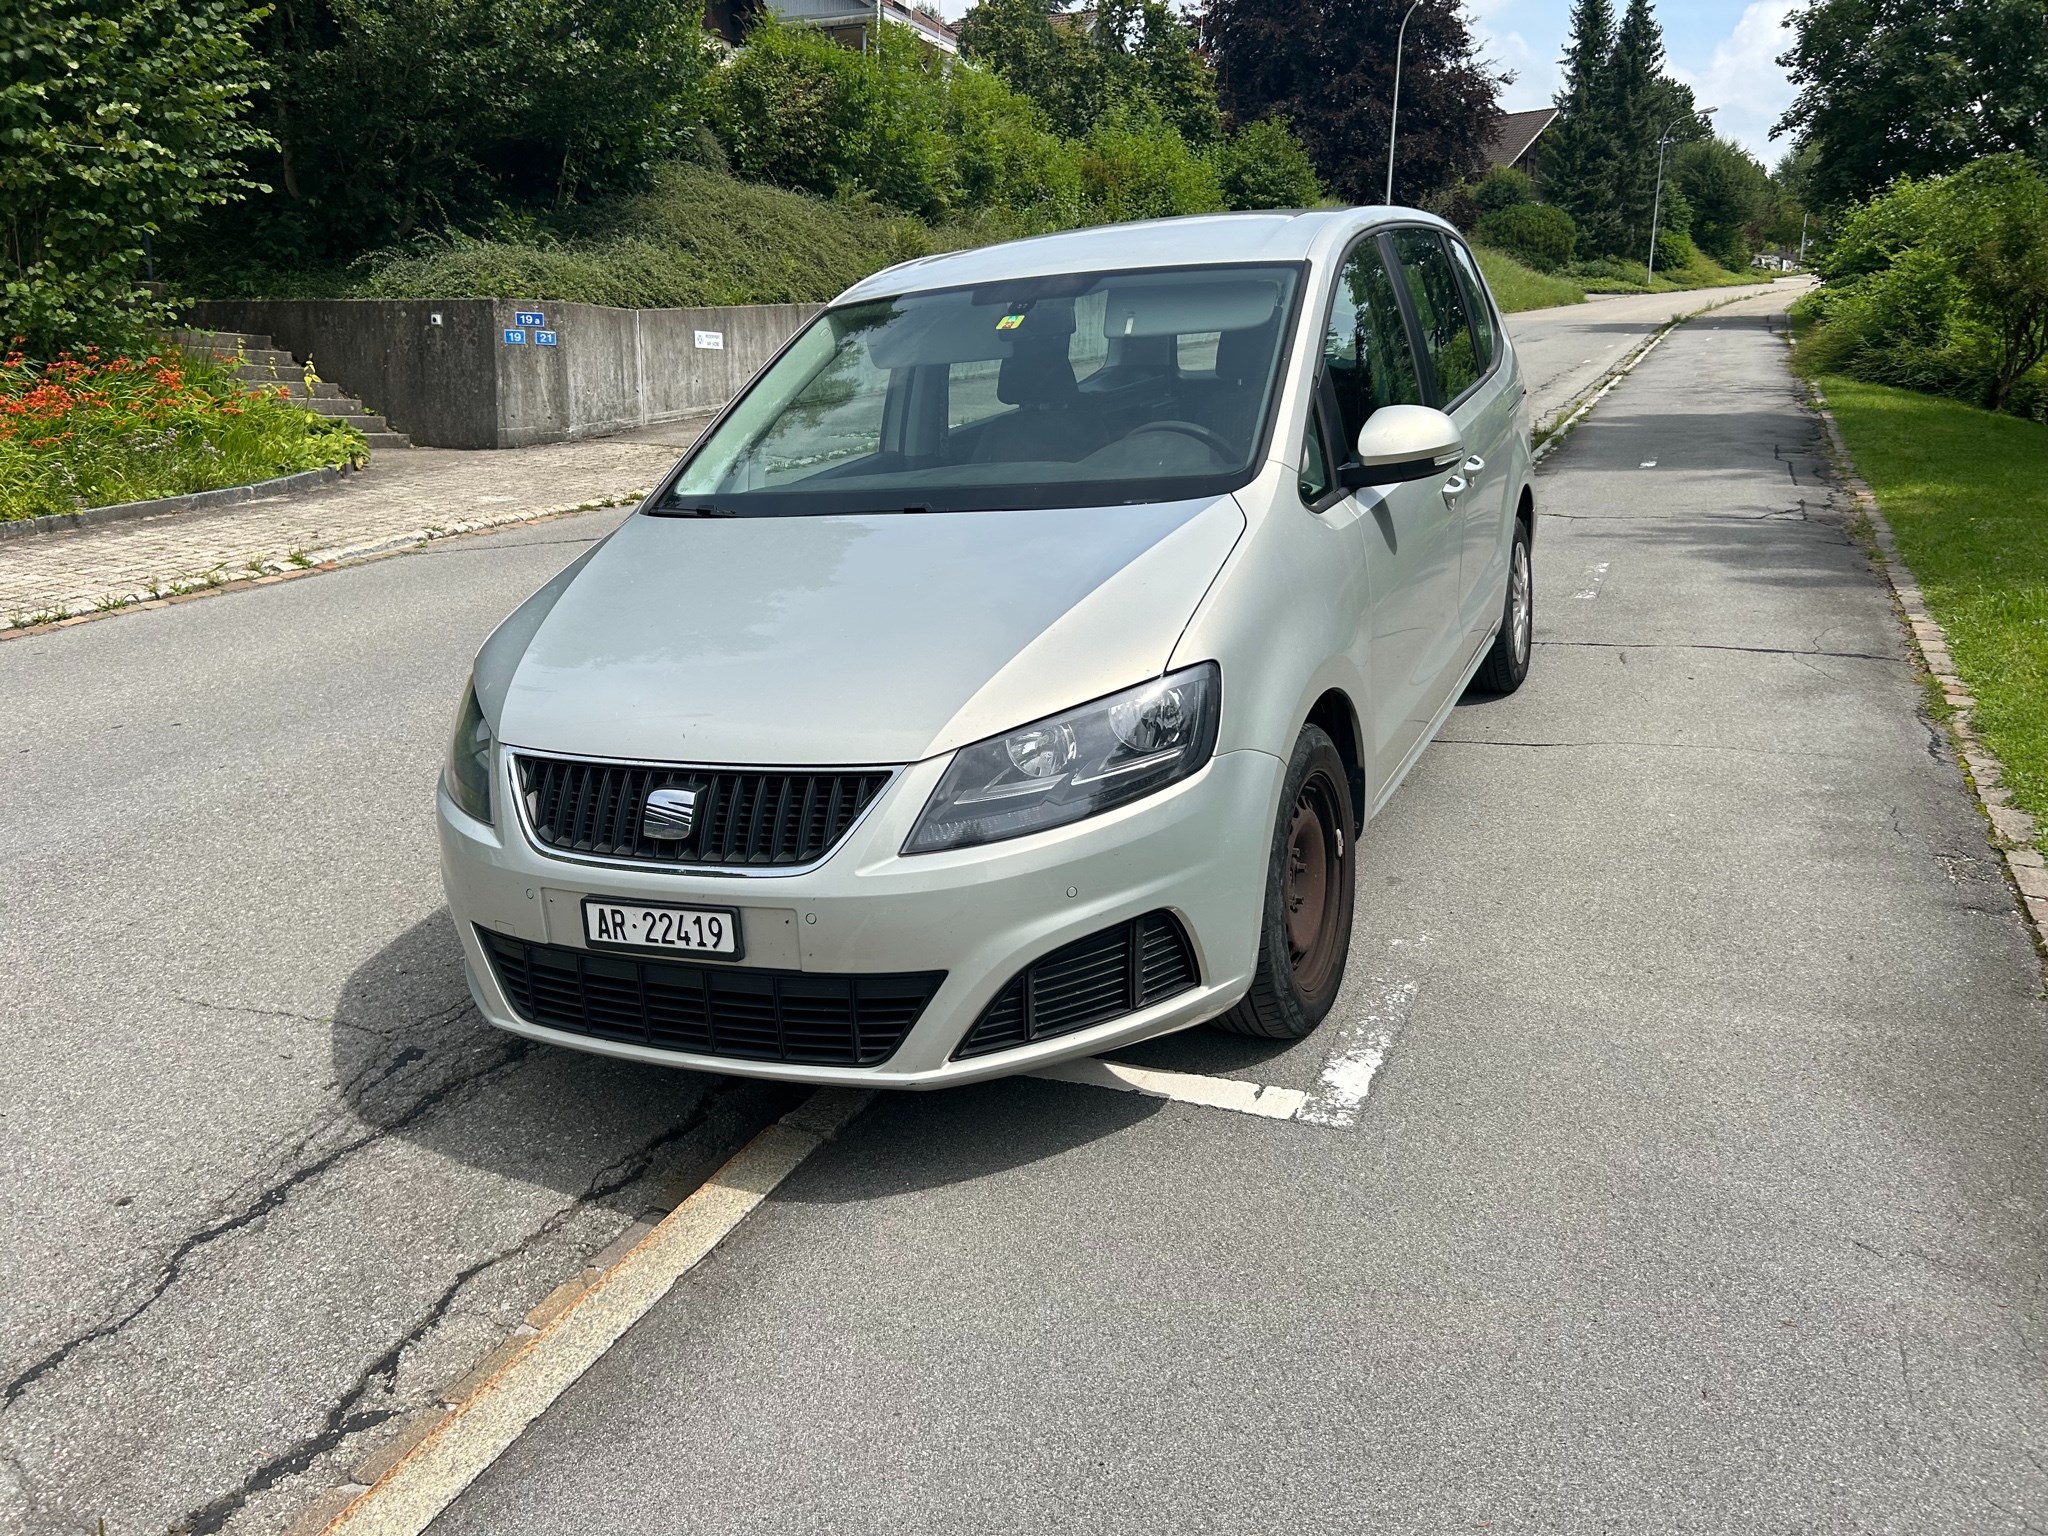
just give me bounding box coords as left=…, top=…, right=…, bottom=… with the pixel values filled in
left=660, top=263, right=1303, bottom=516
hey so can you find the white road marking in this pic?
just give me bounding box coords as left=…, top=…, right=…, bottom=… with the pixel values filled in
left=1298, top=980, right=1417, bottom=1127
left=318, top=1090, right=872, bottom=1536
left=1572, top=560, right=1612, bottom=600
left=1032, top=1057, right=1308, bottom=1119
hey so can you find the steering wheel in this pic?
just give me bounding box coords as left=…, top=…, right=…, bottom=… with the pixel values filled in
left=1125, top=419, right=1237, bottom=460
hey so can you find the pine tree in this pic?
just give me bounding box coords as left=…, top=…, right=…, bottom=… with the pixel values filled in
left=1604, top=0, right=1668, bottom=263
left=1541, top=0, right=1619, bottom=255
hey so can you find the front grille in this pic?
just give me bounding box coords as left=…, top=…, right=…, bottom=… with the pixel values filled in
left=515, top=755, right=890, bottom=868
left=953, top=911, right=1198, bottom=1060
left=479, top=929, right=941, bottom=1067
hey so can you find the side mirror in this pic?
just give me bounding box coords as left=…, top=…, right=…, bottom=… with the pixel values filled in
left=1337, top=405, right=1464, bottom=490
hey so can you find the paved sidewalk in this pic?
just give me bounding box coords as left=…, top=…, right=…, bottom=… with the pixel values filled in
left=0, top=420, right=708, bottom=626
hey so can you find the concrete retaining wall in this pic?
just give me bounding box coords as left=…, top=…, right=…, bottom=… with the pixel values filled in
left=187, top=297, right=823, bottom=450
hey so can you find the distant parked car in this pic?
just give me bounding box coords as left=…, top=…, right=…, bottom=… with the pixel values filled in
left=439, top=208, right=1535, bottom=1086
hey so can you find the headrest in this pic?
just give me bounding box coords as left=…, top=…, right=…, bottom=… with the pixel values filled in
left=1215, top=321, right=1279, bottom=387
left=997, top=342, right=1080, bottom=407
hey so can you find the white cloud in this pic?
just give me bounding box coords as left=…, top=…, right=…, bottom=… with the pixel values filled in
left=1670, top=0, right=1800, bottom=166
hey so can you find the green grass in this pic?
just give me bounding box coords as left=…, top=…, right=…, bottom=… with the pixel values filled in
left=1471, top=245, right=1585, bottom=312
left=1819, top=375, right=2048, bottom=852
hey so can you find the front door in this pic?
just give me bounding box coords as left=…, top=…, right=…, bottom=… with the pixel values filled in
left=1318, top=236, right=1460, bottom=790
left=1388, top=228, right=1518, bottom=661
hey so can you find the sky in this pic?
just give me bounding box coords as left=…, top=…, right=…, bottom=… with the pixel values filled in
left=1471, top=0, right=1801, bottom=167
left=927, top=0, right=1803, bottom=170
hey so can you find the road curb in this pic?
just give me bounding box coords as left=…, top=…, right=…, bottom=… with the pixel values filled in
left=1806, top=380, right=2048, bottom=959
left=0, top=464, right=357, bottom=542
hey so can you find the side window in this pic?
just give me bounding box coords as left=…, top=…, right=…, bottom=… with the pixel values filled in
left=1323, top=239, right=1423, bottom=457
left=1391, top=229, right=1480, bottom=404
left=1299, top=411, right=1332, bottom=504
left=1445, top=238, right=1498, bottom=374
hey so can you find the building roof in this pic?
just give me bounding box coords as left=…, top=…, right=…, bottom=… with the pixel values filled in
left=1484, top=107, right=1559, bottom=171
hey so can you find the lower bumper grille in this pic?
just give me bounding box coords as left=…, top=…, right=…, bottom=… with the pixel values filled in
left=953, top=911, right=1199, bottom=1060
left=478, top=929, right=942, bottom=1068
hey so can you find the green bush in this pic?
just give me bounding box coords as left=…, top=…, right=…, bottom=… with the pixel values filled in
left=1215, top=117, right=1322, bottom=211
left=1800, top=154, right=2048, bottom=416
left=359, top=165, right=952, bottom=307
left=1, top=0, right=272, bottom=356
left=1472, top=166, right=1535, bottom=215
left=1078, top=105, right=1224, bottom=223
left=1474, top=203, right=1576, bottom=271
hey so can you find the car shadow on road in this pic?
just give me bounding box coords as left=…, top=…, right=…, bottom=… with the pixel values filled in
left=331, top=909, right=1192, bottom=1198
left=328, top=908, right=810, bottom=1203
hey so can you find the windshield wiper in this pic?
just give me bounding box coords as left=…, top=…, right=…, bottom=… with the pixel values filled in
left=646, top=502, right=736, bottom=518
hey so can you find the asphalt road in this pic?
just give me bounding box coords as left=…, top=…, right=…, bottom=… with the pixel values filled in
left=4, top=275, right=2015, bottom=1536
left=429, top=291, right=2048, bottom=1533
left=1507, top=279, right=1799, bottom=431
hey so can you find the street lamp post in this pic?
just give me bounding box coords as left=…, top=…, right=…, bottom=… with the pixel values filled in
left=1646, top=106, right=1715, bottom=280
left=1385, top=0, right=1423, bottom=205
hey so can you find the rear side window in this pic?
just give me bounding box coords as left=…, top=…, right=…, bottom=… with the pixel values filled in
left=1322, top=240, right=1422, bottom=455
left=1445, top=239, right=1498, bottom=375
left=1391, top=229, right=1480, bottom=404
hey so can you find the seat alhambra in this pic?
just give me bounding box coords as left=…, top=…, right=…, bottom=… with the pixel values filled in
left=438, top=208, right=1536, bottom=1086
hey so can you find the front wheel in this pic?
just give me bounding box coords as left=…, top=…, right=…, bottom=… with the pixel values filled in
left=1215, top=725, right=1356, bottom=1040
left=1473, top=516, right=1533, bottom=694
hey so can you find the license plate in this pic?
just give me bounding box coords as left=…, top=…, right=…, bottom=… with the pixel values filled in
left=582, top=898, right=742, bottom=958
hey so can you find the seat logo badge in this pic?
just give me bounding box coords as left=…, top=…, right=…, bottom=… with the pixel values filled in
left=642, top=786, right=701, bottom=842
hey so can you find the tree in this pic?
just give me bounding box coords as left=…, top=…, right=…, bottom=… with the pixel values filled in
left=1, top=0, right=273, bottom=354
left=1216, top=117, right=1323, bottom=210
left=1202, top=0, right=1504, bottom=206
left=1541, top=0, right=1619, bottom=252
left=1776, top=0, right=2048, bottom=209
left=1602, top=0, right=1669, bottom=263
left=1673, top=137, right=1771, bottom=268
left=959, top=0, right=1219, bottom=145
left=189, top=0, right=712, bottom=264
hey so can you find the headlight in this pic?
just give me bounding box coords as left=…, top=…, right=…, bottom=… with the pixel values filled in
left=904, top=663, right=1220, bottom=854
left=443, top=682, right=494, bottom=824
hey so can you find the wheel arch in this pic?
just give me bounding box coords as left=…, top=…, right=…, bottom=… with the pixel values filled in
left=1303, top=687, right=1366, bottom=833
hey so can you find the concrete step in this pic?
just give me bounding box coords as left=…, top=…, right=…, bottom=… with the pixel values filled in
left=363, top=432, right=413, bottom=452
left=330, top=412, right=392, bottom=433
left=298, top=396, right=377, bottom=418
left=201, top=347, right=299, bottom=369
left=168, top=328, right=274, bottom=352
left=245, top=375, right=350, bottom=399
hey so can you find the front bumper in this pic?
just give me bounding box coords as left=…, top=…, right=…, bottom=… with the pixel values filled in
left=437, top=745, right=1284, bottom=1087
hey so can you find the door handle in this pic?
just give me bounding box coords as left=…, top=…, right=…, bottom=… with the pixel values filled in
left=1440, top=473, right=1468, bottom=504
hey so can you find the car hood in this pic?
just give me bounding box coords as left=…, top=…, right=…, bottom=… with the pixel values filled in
left=489, top=496, right=1245, bottom=766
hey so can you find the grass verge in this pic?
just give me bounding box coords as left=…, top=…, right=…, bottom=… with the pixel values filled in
left=1819, top=375, right=2048, bottom=850
left=1471, top=246, right=1585, bottom=312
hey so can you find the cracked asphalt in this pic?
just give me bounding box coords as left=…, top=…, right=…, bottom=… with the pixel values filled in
left=10, top=278, right=2027, bottom=1536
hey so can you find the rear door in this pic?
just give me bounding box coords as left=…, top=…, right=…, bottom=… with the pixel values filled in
left=1311, top=234, right=1459, bottom=790
left=1388, top=227, right=1518, bottom=661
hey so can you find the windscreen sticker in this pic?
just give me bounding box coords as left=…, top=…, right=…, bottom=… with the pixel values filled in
left=996, top=313, right=1026, bottom=331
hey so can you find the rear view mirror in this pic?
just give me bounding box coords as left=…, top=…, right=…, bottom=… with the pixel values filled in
left=1338, top=405, right=1464, bottom=489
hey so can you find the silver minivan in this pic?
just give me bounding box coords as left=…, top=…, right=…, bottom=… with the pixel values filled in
left=438, top=208, right=1534, bottom=1086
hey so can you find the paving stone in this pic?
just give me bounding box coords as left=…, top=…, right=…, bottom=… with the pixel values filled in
left=0, top=427, right=707, bottom=624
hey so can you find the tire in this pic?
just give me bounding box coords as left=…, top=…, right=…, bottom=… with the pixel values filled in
left=1473, top=514, right=1534, bottom=694
left=1215, top=725, right=1357, bottom=1040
